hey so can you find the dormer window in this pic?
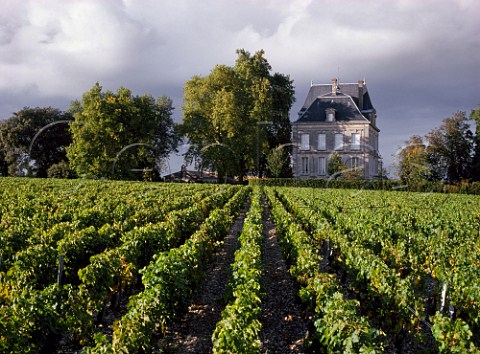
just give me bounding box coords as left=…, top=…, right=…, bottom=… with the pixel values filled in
left=326, top=108, right=336, bottom=122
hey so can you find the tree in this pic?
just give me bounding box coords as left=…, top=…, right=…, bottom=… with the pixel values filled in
left=395, top=135, right=430, bottom=185
left=180, top=49, right=294, bottom=182
left=0, top=145, right=7, bottom=176
left=425, top=112, right=473, bottom=183
left=47, top=161, right=74, bottom=179
left=470, top=105, right=480, bottom=181
left=0, top=107, right=72, bottom=177
left=66, top=83, right=178, bottom=180
left=264, top=72, right=295, bottom=177
left=266, top=148, right=286, bottom=178
left=327, top=151, right=346, bottom=177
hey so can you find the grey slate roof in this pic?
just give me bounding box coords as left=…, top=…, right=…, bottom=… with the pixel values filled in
left=295, top=81, right=375, bottom=123
left=300, top=83, right=374, bottom=110
left=296, top=95, right=369, bottom=123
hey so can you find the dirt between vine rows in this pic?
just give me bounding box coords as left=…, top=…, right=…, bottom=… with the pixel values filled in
left=161, top=199, right=310, bottom=353
left=259, top=201, right=309, bottom=353
left=159, top=201, right=250, bottom=353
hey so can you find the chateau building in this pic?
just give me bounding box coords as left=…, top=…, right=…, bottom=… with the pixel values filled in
left=292, top=78, right=381, bottom=179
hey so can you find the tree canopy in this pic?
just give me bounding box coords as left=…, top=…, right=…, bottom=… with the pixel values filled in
left=395, top=135, right=430, bottom=185
left=327, top=151, right=346, bottom=178
left=426, top=111, right=473, bottom=183
left=0, top=107, right=72, bottom=177
left=180, top=49, right=294, bottom=182
left=66, top=83, right=178, bottom=180
left=395, top=110, right=477, bottom=185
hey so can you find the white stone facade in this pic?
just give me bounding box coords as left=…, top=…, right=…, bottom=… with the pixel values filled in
left=292, top=78, right=381, bottom=179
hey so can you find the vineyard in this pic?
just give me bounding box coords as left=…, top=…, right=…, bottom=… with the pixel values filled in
left=1, top=177, right=479, bottom=353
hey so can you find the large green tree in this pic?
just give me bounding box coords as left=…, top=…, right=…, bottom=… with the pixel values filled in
left=180, top=49, right=294, bottom=182
left=264, top=72, right=295, bottom=177
left=67, top=83, right=178, bottom=180
left=395, top=135, right=430, bottom=185
left=425, top=111, right=473, bottom=183
left=0, top=107, right=72, bottom=177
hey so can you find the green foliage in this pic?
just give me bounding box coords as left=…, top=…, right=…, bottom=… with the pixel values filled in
left=0, top=178, right=242, bottom=352
left=250, top=177, right=480, bottom=195
left=2, top=177, right=480, bottom=353
left=265, top=188, right=386, bottom=352
left=180, top=49, right=294, bottom=182
left=432, top=312, right=480, bottom=353
left=67, top=83, right=178, bottom=180
left=0, top=107, right=72, bottom=177
left=271, top=186, right=480, bottom=351
left=212, top=187, right=264, bottom=353
left=47, top=160, right=75, bottom=178
left=426, top=111, right=474, bottom=182
left=86, top=187, right=249, bottom=353
left=314, top=290, right=385, bottom=353
left=266, top=147, right=288, bottom=178
left=0, top=285, right=66, bottom=353
left=327, top=151, right=346, bottom=177
left=395, top=135, right=430, bottom=184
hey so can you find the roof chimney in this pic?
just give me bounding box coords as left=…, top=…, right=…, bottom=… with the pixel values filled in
left=331, top=78, right=338, bottom=96
left=358, top=80, right=365, bottom=110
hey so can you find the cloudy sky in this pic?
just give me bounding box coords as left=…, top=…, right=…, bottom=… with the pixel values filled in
left=1, top=0, right=479, bottom=174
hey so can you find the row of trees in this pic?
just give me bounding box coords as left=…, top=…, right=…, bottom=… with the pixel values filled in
left=0, top=49, right=294, bottom=181
left=1, top=46, right=477, bottom=184
left=396, top=108, right=480, bottom=185
left=0, top=87, right=178, bottom=180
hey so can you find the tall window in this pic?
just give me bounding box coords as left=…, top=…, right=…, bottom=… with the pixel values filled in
left=369, top=158, right=376, bottom=176
left=318, top=157, right=326, bottom=175
left=300, top=134, right=310, bottom=150
left=317, top=133, right=326, bottom=150
left=373, top=135, right=378, bottom=151
left=351, top=133, right=360, bottom=150
left=351, top=157, right=360, bottom=170
left=301, top=157, right=309, bottom=174
left=334, top=133, right=343, bottom=150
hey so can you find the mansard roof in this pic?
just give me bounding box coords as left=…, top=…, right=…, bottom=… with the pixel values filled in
left=300, top=82, right=374, bottom=111
left=296, top=95, right=369, bottom=123
left=295, top=79, right=376, bottom=124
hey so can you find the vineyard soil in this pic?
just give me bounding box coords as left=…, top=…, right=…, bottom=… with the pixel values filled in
left=259, top=200, right=309, bottom=353
left=160, top=201, right=248, bottom=353
left=160, top=199, right=310, bottom=353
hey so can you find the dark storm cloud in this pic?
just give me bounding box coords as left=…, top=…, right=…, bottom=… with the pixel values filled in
left=1, top=0, right=479, bottom=173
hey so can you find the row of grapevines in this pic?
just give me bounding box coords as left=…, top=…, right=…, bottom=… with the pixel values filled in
left=274, top=188, right=429, bottom=344
left=276, top=186, right=480, bottom=351
left=0, top=178, right=216, bottom=272
left=212, top=186, right=264, bottom=353
left=66, top=186, right=240, bottom=344
left=1, top=185, right=225, bottom=291
left=299, top=188, right=480, bottom=350
left=84, top=186, right=250, bottom=353
left=265, top=187, right=386, bottom=353
left=0, top=178, right=232, bottom=353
